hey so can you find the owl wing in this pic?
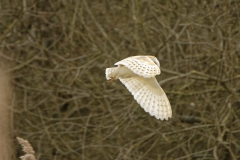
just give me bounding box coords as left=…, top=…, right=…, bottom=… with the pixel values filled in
left=115, top=56, right=160, bottom=78
left=119, top=76, right=172, bottom=120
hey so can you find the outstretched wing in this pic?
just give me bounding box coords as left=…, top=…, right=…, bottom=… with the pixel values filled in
left=119, top=76, right=172, bottom=120
left=115, top=56, right=160, bottom=78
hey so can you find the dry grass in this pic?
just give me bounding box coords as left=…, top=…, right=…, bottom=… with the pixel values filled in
left=1, top=0, right=240, bottom=159
left=17, top=137, right=36, bottom=160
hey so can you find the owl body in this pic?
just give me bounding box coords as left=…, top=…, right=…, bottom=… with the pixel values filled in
left=106, top=56, right=172, bottom=120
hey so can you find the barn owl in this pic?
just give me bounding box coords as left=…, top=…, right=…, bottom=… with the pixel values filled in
left=105, top=55, right=172, bottom=120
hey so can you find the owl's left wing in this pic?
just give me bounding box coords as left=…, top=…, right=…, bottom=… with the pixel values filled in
left=119, top=76, right=172, bottom=120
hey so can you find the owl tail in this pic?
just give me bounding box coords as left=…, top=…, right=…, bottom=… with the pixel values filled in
left=105, top=67, right=118, bottom=81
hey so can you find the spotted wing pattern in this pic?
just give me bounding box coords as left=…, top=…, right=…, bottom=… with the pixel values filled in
left=119, top=76, right=172, bottom=120
left=115, top=56, right=160, bottom=78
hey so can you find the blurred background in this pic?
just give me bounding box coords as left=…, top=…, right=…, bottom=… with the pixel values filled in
left=1, top=0, right=240, bottom=159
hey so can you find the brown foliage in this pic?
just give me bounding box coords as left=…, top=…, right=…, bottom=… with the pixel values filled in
left=1, top=0, right=240, bottom=159
left=17, top=137, right=36, bottom=160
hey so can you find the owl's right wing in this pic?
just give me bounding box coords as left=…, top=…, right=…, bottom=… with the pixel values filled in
left=119, top=76, right=172, bottom=120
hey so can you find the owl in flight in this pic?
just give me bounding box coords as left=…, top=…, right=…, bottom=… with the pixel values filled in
left=105, top=56, right=172, bottom=120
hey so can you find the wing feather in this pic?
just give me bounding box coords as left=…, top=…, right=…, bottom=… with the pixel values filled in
left=153, top=95, right=159, bottom=118
left=149, top=93, right=155, bottom=116
left=138, top=87, right=147, bottom=107
left=119, top=76, right=172, bottom=120
left=115, top=56, right=160, bottom=78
